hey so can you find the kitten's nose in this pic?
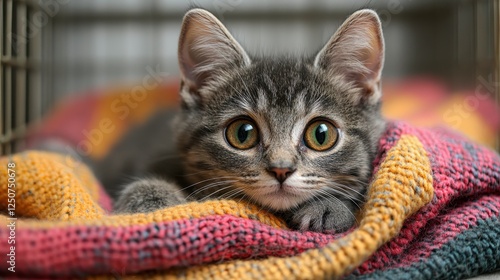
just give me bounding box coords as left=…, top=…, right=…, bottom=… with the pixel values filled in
left=268, top=167, right=296, bottom=183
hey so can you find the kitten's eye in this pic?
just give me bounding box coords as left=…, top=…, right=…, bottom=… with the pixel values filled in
left=225, top=119, right=259, bottom=150
left=303, top=120, right=338, bottom=151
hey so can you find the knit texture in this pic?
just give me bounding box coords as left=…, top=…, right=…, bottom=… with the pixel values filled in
left=1, top=121, right=499, bottom=279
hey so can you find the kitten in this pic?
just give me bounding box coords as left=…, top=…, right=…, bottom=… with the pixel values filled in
left=95, top=8, right=386, bottom=233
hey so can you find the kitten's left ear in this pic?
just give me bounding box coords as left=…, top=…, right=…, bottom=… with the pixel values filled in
left=178, top=9, right=251, bottom=107
left=314, top=10, right=384, bottom=105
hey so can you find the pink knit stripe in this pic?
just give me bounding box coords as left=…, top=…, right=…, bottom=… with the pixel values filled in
left=0, top=214, right=345, bottom=277
left=2, top=195, right=498, bottom=277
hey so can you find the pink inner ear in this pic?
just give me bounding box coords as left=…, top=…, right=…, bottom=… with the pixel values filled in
left=314, top=10, right=384, bottom=104
left=178, top=11, right=250, bottom=92
left=179, top=25, right=204, bottom=86
left=360, top=27, right=384, bottom=81
left=179, top=51, right=196, bottom=84
left=178, top=13, right=214, bottom=88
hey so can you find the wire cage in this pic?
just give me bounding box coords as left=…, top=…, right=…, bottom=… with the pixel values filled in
left=0, top=0, right=44, bottom=155
left=0, top=0, right=499, bottom=156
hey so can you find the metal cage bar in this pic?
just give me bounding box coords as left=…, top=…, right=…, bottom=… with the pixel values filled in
left=3, top=0, right=14, bottom=155
left=15, top=2, right=26, bottom=146
left=0, top=1, right=3, bottom=155
left=0, top=0, right=498, bottom=156
left=0, top=0, right=41, bottom=155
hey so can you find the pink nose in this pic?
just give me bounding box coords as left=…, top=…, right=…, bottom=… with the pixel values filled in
left=268, top=167, right=295, bottom=183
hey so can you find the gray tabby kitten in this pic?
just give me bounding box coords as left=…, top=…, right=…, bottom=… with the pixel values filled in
left=96, top=8, right=386, bottom=233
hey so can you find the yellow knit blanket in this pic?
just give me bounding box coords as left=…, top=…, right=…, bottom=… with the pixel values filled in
left=0, top=134, right=433, bottom=279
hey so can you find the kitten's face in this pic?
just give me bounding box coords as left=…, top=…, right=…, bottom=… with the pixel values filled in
left=175, top=9, right=385, bottom=211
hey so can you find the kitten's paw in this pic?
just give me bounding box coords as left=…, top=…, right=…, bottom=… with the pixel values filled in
left=114, top=178, right=187, bottom=214
left=288, top=199, right=357, bottom=233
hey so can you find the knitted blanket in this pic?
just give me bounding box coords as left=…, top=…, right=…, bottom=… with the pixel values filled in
left=1, top=121, right=499, bottom=279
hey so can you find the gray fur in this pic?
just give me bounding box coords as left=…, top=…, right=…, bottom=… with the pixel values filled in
left=95, top=9, right=386, bottom=233
left=114, top=178, right=188, bottom=214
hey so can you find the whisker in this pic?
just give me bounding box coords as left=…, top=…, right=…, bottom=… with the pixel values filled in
left=188, top=182, right=237, bottom=201
left=313, top=192, right=327, bottom=211
left=222, top=189, right=246, bottom=201
left=188, top=180, right=237, bottom=198
left=324, top=185, right=365, bottom=203
left=245, top=191, right=267, bottom=218
left=176, top=176, right=240, bottom=193
left=184, top=180, right=236, bottom=197
left=315, top=190, right=358, bottom=223
left=320, top=187, right=363, bottom=210
left=325, top=179, right=366, bottom=198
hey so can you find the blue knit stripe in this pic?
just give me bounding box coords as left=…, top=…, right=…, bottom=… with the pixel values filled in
left=349, top=217, right=500, bottom=280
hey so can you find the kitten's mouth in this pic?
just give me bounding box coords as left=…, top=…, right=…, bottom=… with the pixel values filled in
left=250, top=184, right=310, bottom=210
left=275, top=184, right=300, bottom=195
left=262, top=183, right=306, bottom=198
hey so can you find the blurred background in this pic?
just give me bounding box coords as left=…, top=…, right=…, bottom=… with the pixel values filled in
left=0, top=0, right=499, bottom=156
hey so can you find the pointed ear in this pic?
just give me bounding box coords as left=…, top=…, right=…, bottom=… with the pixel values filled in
left=178, top=9, right=251, bottom=106
left=314, top=9, right=384, bottom=105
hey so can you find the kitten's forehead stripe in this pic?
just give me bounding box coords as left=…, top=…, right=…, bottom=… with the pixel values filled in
left=256, top=89, right=268, bottom=110
left=263, top=73, right=277, bottom=95
left=294, top=91, right=308, bottom=116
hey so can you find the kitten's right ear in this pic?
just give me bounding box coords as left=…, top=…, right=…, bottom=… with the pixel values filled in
left=314, top=10, right=384, bottom=105
left=178, top=9, right=251, bottom=107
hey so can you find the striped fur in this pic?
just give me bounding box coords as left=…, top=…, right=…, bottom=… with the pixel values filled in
left=108, top=9, right=386, bottom=233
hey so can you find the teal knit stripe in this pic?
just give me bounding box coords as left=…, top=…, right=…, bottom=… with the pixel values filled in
left=351, top=216, right=500, bottom=280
